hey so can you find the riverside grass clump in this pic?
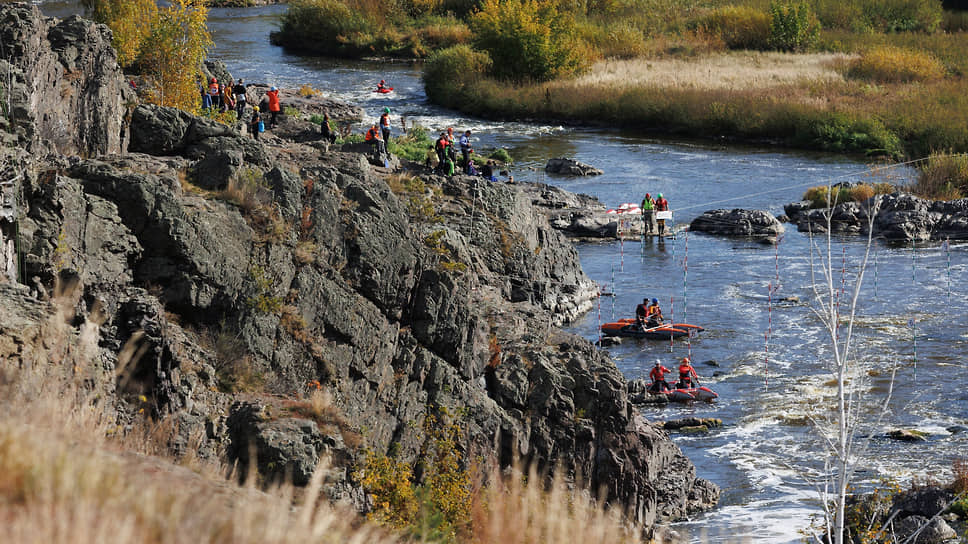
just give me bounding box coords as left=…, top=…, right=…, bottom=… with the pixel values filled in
left=910, top=152, right=968, bottom=200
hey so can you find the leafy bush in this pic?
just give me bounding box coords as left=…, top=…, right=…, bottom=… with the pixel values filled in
left=861, top=0, right=943, bottom=32
left=694, top=5, right=771, bottom=50
left=276, top=0, right=372, bottom=55
left=137, top=0, right=213, bottom=112
left=469, top=0, right=586, bottom=82
left=487, top=148, right=512, bottom=164
left=423, top=45, right=492, bottom=104
left=769, top=1, right=819, bottom=52
left=910, top=152, right=968, bottom=200
left=387, top=125, right=435, bottom=162
left=796, top=112, right=902, bottom=156
left=846, top=46, right=946, bottom=83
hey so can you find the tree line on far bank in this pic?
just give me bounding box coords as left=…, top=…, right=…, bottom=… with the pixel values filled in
left=275, top=0, right=968, bottom=163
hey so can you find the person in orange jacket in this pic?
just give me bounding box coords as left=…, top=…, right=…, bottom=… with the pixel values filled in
left=677, top=357, right=699, bottom=389
left=365, top=124, right=386, bottom=156
left=655, top=192, right=670, bottom=235
left=266, top=86, right=281, bottom=128
left=649, top=360, right=672, bottom=393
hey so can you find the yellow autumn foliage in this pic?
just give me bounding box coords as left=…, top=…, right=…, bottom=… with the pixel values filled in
left=137, top=0, right=213, bottom=112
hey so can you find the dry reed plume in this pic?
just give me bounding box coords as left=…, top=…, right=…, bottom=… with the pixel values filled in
left=568, top=51, right=851, bottom=91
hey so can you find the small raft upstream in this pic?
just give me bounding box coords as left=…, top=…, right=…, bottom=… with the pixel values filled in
left=601, top=318, right=703, bottom=340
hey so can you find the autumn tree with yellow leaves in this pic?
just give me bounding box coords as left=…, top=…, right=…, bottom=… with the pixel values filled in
left=83, top=0, right=212, bottom=113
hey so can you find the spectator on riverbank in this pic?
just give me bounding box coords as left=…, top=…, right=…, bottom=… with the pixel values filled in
left=233, top=78, right=247, bottom=120
left=266, top=86, right=281, bottom=129
left=250, top=106, right=263, bottom=140
left=380, top=107, right=391, bottom=143
left=320, top=112, right=337, bottom=144
left=459, top=130, right=472, bottom=166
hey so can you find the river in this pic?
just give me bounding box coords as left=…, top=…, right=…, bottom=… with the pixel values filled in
left=39, top=3, right=968, bottom=542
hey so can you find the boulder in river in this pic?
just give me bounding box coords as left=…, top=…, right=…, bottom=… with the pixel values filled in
left=545, top=157, right=604, bottom=176
left=886, top=428, right=928, bottom=442
left=689, top=209, right=784, bottom=239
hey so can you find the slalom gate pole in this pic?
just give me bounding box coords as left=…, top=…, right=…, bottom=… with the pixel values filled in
left=766, top=281, right=772, bottom=390
left=912, top=317, right=917, bottom=381
left=669, top=294, right=674, bottom=352
left=873, top=246, right=878, bottom=300
left=945, top=237, right=951, bottom=303
left=620, top=221, right=625, bottom=270
left=597, top=290, right=602, bottom=348
left=683, top=231, right=690, bottom=360
left=610, top=263, right=615, bottom=319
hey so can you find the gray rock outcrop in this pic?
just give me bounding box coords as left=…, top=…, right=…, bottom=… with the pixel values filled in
left=0, top=4, right=131, bottom=157
left=545, top=157, right=604, bottom=176
left=690, top=209, right=784, bottom=239
left=788, top=192, right=968, bottom=242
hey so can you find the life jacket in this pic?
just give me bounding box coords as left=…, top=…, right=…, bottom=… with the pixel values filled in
left=208, top=82, right=219, bottom=96
left=365, top=127, right=378, bottom=141
left=650, top=366, right=669, bottom=382
left=435, top=138, right=448, bottom=151
left=679, top=364, right=694, bottom=379
left=641, top=198, right=654, bottom=211
left=656, top=198, right=669, bottom=211
left=647, top=304, right=660, bottom=317
left=380, top=113, right=390, bottom=128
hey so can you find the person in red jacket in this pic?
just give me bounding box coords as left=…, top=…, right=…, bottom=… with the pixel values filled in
left=649, top=360, right=672, bottom=393
left=655, top=192, right=670, bottom=235
left=677, top=357, right=699, bottom=389
left=266, top=86, right=281, bottom=128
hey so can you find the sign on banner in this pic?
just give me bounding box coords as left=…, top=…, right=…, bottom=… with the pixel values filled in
left=656, top=211, right=673, bottom=220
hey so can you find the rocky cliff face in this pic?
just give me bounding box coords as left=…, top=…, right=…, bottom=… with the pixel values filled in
left=0, top=2, right=718, bottom=530
left=0, top=3, right=131, bottom=158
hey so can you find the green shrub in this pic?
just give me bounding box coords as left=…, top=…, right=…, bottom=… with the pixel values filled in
left=423, top=44, right=492, bottom=104
left=846, top=45, right=946, bottom=83
left=387, top=125, right=435, bottom=162
left=694, top=5, right=772, bottom=50
left=795, top=112, right=901, bottom=157
left=769, top=1, right=820, bottom=52
left=487, top=148, right=512, bottom=164
left=861, top=0, right=943, bottom=33
left=469, top=0, right=587, bottom=82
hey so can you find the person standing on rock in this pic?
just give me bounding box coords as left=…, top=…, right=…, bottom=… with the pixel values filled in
left=655, top=193, right=669, bottom=236
left=250, top=106, right=263, bottom=140
left=320, top=112, right=337, bottom=144
left=641, top=192, right=656, bottom=236
left=266, top=86, right=281, bottom=129
left=459, top=130, right=472, bottom=167
left=233, top=78, right=247, bottom=120
left=649, top=360, right=672, bottom=393
left=379, top=107, right=392, bottom=143
left=208, top=77, right=221, bottom=110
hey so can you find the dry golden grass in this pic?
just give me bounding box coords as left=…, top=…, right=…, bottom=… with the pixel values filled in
left=568, top=51, right=852, bottom=91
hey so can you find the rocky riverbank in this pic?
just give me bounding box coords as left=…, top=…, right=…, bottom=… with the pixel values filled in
left=0, top=2, right=717, bottom=534
left=784, top=192, right=968, bottom=242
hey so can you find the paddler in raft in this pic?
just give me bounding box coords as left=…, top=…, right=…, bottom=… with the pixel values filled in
left=377, top=79, right=388, bottom=92
left=646, top=298, right=663, bottom=327
left=649, top=360, right=672, bottom=393
left=677, top=357, right=699, bottom=389
left=635, top=298, right=650, bottom=327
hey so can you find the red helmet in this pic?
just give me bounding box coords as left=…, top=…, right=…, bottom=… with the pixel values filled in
left=681, top=357, right=691, bottom=364
left=211, top=77, right=217, bottom=83
left=380, top=79, right=385, bottom=84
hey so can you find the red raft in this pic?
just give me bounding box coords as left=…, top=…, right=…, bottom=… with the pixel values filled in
left=601, top=318, right=703, bottom=340
left=373, top=86, right=394, bottom=94
left=658, top=384, right=718, bottom=402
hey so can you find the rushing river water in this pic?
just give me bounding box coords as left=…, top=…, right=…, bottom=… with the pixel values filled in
left=37, top=3, right=968, bottom=541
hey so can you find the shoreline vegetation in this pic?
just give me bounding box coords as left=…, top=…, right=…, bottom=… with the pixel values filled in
left=272, top=0, right=968, bottom=161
